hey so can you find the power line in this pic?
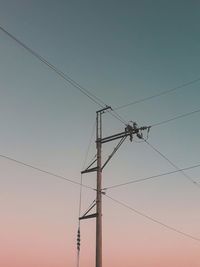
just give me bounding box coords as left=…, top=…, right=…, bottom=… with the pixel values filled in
left=0, top=25, right=106, bottom=108
left=2, top=23, right=200, bottom=262
left=151, top=107, right=200, bottom=127
left=108, top=109, right=128, bottom=125
left=104, top=162, right=200, bottom=190
left=0, top=153, right=95, bottom=191
left=0, top=25, right=128, bottom=126
left=77, top=120, right=97, bottom=267
left=82, top=121, right=96, bottom=169
left=2, top=25, right=200, bottom=129
left=144, top=140, right=200, bottom=188
left=114, top=78, right=200, bottom=110
left=105, top=194, right=200, bottom=243
left=2, top=23, right=200, bottom=245
left=103, top=108, right=200, bottom=190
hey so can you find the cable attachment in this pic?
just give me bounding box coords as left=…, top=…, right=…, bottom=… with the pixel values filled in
left=139, top=125, right=151, bottom=140
left=125, top=121, right=139, bottom=141
left=147, top=126, right=151, bottom=139
left=125, top=122, right=151, bottom=141
left=77, top=227, right=81, bottom=252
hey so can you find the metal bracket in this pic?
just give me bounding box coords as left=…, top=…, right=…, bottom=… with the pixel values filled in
left=81, top=167, right=98, bottom=174
left=79, top=201, right=97, bottom=220
left=79, top=213, right=97, bottom=220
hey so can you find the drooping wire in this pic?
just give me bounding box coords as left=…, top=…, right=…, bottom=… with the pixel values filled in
left=144, top=140, right=200, bottom=189
left=82, top=122, right=96, bottom=169
left=76, top=120, right=96, bottom=267
left=0, top=153, right=95, bottom=190
left=103, top=162, right=200, bottom=190
left=76, top=174, right=82, bottom=267
left=114, top=78, right=200, bottom=110
left=104, top=194, right=200, bottom=243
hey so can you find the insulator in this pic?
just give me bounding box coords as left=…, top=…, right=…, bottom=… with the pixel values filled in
left=77, top=228, right=81, bottom=251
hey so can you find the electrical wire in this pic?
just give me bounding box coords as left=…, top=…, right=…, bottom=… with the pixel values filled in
left=2, top=22, right=200, bottom=262
left=0, top=25, right=106, bottom=108
left=2, top=22, right=200, bottom=246
left=0, top=25, right=128, bottom=127
left=104, top=194, right=200, bottom=243
left=108, top=109, right=128, bottom=125
left=76, top=120, right=97, bottom=267
left=0, top=153, right=95, bottom=190
left=2, top=25, right=200, bottom=129
left=114, top=78, right=200, bottom=110
left=82, top=122, right=96, bottom=169
left=151, top=107, right=200, bottom=127
left=144, top=140, right=200, bottom=188
left=104, top=162, right=200, bottom=190
left=76, top=174, right=82, bottom=267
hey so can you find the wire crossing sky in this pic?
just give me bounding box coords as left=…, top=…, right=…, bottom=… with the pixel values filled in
left=0, top=1, right=200, bottom=267
left=144, top=140, right=200, bottom=188
left=105, top=195, right=200, bottom=242
left=104, top=162, right=200, bottom=190
left=0, top=24, right=128, bottom=126
left=1, top=150, right=199, bottom=251
left=114, top=77, right=200, bottom=110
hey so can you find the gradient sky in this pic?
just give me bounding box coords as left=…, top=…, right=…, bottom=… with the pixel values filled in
left=0, top=1, right=200, bottom=267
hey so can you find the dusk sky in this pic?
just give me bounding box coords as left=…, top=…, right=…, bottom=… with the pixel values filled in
left=0, top=1, right=200, bottom=267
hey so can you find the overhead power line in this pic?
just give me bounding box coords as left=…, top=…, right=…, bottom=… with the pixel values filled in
left=114, top=78, right=200, bottom=110
left=105, top=194, right=200, bottom=243
left=151, top=107, right=200, bottom=127
left=144, top=141, right=200, bottom=188
left=0, top=25, right=106, bottom=108
left=109, top=109, right=127, bottom=125
left=2, top=25, right=200, bottom=128
left=104, top=162, right=200, bottom=190
left=0, top=25, right=127, bottom=126
left=0, top=153, right=94, bottom=191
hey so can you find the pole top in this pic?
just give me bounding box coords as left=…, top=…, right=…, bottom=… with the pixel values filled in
left=96, top=106, right=112, bottom=114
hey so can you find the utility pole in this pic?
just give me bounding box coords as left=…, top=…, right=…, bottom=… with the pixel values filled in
left=79, top=106, right=150, bottom=267
left=96, top=107, right=103, bottom=267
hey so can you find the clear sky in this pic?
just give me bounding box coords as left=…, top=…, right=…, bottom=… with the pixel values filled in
left=0, top=1, right=200, bottom=267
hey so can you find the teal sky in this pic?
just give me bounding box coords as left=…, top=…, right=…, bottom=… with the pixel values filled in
left=0, top=1, right=200, bottom=267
